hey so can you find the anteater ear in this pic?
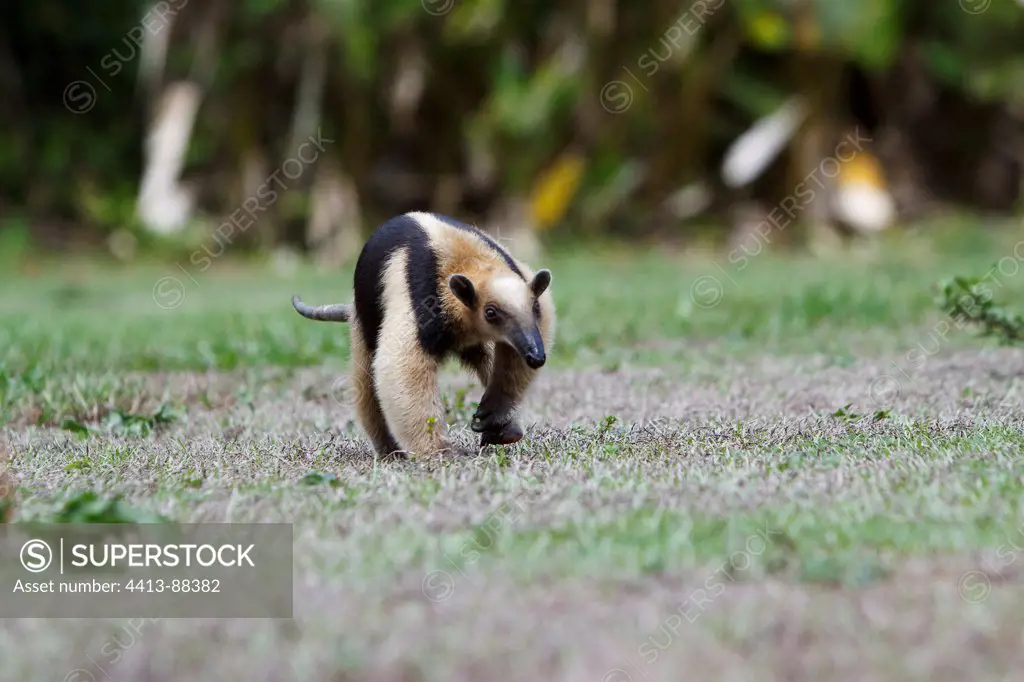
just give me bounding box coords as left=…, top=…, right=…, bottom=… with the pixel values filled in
left=530, top=269, right=551, bottom=296
left=448, top=274, right=477, bottom=308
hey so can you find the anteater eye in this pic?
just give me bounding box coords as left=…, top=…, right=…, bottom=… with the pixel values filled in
left=484, top=306, right=500, bottom=324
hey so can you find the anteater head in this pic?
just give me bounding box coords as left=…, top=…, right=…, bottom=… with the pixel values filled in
left=448, top=267, right=552, bottom=369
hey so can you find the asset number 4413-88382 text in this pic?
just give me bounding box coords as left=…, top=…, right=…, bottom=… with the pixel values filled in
left=124, top=579, right=221, bottom=593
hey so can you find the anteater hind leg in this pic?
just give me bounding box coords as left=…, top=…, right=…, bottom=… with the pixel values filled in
left=374, top=322, right=469, bottom=458
left=350, top=317, right=401, bottom=456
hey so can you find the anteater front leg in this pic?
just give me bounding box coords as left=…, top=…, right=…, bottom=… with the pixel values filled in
left=374, top=324, right=468, bottom=458
left=471, top=344, right=538, bottom=446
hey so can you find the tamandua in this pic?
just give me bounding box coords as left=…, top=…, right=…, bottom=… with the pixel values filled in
left=292, top=211, right=556, bottom=457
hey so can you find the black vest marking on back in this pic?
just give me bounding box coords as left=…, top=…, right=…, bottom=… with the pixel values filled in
left=353, top=213, right=458, bottom=359
left=428, top=212, right=526, bottom=281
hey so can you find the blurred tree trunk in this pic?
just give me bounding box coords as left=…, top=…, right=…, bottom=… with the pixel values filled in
left=333, top=64, right=373, bottom=239
left=136, top=81, right=202, bottom=235
left=7, top=0, right=1024, bottom=249
left=135, top=0, right=224, bottom=237
left=790, top=0, right=842, bottom=254
left=308, top=157, right=361, bottom=268
left=292, top=16, right=362, bottom=265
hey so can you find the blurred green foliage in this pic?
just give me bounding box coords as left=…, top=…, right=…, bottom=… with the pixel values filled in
left=1, top=0, right=1022, bottom=249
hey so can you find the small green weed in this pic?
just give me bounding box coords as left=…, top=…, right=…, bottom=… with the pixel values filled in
left=937, top=274, right=1024, bottom=345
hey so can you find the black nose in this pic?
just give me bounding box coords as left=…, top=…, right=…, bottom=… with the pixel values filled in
left=525, top=351, right=545, bottom=369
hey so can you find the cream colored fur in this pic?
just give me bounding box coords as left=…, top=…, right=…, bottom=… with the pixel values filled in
left=349, top=314, right=401, bottom=455
left=316, top=211, right=557, bottom=458
left=370, top=248, right=465, bottom=456
left=407, top=212, right=557, bottom=436
left=409, top=210, right=557, bottom=353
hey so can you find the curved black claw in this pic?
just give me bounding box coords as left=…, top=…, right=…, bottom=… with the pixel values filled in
left=479, top=422, right=524, bottom=447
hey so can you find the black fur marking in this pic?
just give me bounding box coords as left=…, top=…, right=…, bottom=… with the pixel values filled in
left=406, top=229, right=457, bottom=357
left=458, top=344, right=489, bottom=369
left=449, top=274, right=477, bottom=309
left=428, top=212, right=526, bottom=281
left=352, top=214, right=458, bottom=359
left=531, top=269, right=551, bottom=296
left=353, top=215, right=408, bottom=355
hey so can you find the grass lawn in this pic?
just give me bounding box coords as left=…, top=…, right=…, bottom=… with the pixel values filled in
left=3, top=219, right=1024, bottom=681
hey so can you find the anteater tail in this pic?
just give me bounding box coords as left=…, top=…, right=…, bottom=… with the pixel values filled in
left=291, top=294, right=352, bottom=323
